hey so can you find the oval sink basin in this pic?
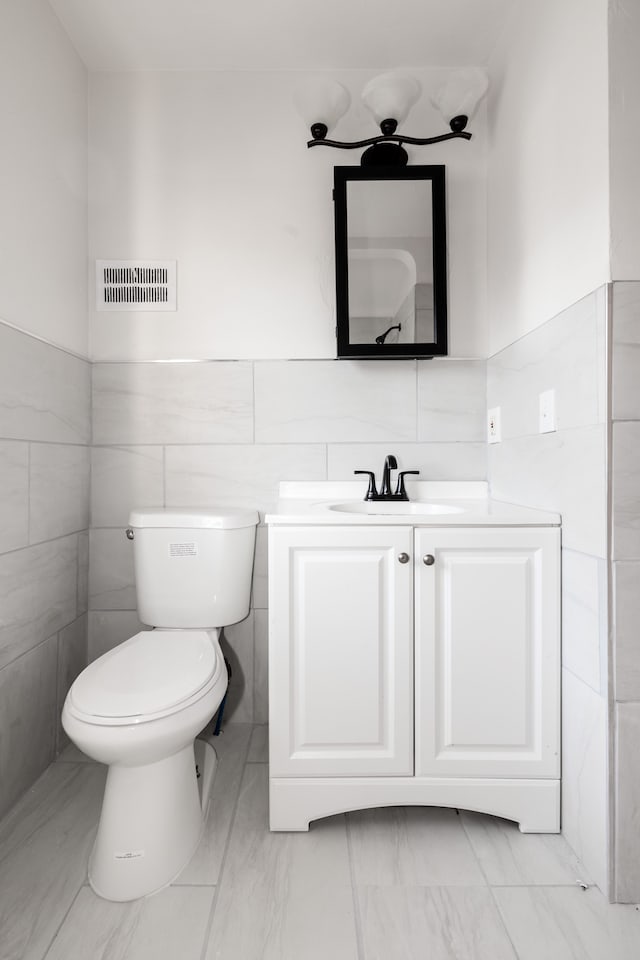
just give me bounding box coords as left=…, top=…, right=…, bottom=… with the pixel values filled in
left=328, top=501, right=465, bottom=516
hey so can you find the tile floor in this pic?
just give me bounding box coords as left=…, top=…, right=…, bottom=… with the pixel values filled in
left=1, top=724, right=639, bottom=960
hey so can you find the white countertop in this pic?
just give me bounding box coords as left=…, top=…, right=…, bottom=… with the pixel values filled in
left=265, top=482, right=561, bottom=527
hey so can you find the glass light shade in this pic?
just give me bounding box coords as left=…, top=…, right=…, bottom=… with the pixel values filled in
left=293, top=78, right=351, bottom=133
left=430, top=68, right=489, bottom=122
left=361, top=73, right=421, bottom=126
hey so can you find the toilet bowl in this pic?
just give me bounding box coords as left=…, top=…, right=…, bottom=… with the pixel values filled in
left=63, top=628, right=227, bottom=901
left=62, top=506, right=258, bottom=901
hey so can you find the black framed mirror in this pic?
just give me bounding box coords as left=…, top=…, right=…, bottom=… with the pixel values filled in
left=334, top=165, right=447, bottom=358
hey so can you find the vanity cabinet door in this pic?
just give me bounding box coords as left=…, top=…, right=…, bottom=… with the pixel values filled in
left=414, top=527, right=560, bottom=780
left=269, top=525, right=414, bottom=777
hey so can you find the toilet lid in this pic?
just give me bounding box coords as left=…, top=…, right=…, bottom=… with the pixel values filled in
left=70, top=630, right=218, bottom=719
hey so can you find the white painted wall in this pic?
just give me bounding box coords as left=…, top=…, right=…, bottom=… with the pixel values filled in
left=88, top=69, right=487, bottom=361
left=609, top=0, right=640, bottom=280
left=487, top=0, right=609, bottom=355
left=0, top=0, right=88, bottom=357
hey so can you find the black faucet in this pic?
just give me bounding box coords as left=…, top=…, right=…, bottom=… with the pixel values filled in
left=355, top=455, right=420, bottom=502
left=380, top=454, right=398, bottom=496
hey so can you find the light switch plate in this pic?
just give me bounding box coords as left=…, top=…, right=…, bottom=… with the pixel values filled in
left=539, top=389, right=557, bottom=433
left=487, top=406, right=501, bottom=443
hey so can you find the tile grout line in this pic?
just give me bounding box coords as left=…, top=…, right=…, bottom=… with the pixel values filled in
left=0, top=437, right=89, bottom=448
left=251, top=360, right=256, bottom=445
left=605, top=281, right=617, bottom=901
left=0, top=633, right=63, bottom=690
left=87, top=439, right=486, bottom=445
left=40, top=882, right=86, bottom=960
left=27, top=440, right=32, bottom=545
left=251, top=611, right=257, bottom=725
left=0, top=764, right=83, bottom=869
left=250, top=616, right=256, bottom=725
left=168, top=882, right=217, bottom=888
left=25, top=766, right=99, bottom=960
left=0, top=528, right=89, bottom=559
left=458, top=813, right=524, bottom=960
left=345, top=813, right=367, bottom=960
left=487, top=886, right=526, bottom=960
left=162, top=444, right=167, bottom=507
left=457, top=811, right=488, bottom=887
left=197, top=728, right=254, bottom=960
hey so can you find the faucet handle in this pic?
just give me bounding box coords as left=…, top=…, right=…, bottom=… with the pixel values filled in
left=354, top=470, right=378, bottom=501
left=395, top=470, right=420, bottom=501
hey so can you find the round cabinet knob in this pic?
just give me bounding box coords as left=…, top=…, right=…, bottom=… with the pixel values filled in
left=423, top=554, right=435, bottom=566
left=125, top=528, right=135, bottom=540
left=398, top=552, right=410, bottom=564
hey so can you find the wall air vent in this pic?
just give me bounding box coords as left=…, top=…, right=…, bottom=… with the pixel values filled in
left=96, top=260, right=177, bottom=311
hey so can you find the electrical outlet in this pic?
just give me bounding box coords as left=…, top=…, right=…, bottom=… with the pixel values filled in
left=539, top=389, right=557, bottom=433
left=487, top=406, right=501, bottom=443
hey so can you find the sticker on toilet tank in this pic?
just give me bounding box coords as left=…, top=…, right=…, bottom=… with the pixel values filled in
left=114, top=850, right=145, bottom=860
left=169, top=542, right=198, bottom=558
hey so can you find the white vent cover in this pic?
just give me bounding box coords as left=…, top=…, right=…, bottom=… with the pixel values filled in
left=96, top=260, right=177, bottom=311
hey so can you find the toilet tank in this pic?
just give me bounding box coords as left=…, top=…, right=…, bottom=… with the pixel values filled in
left=128, top=507, right=259, bottom=629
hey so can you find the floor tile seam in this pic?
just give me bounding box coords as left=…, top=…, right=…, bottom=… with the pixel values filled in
left=0, top=763, right=89, bottom=867
left=39, top=879, right=86, bottom=960
left=457, top=809, right=494, bottom=888
left=169, top=882, right=217, bottom=888
left=486, top=880, right=525, bottom=960
left=53, top=759, right=96, bottom=765
left=455, top=811, right=588, bottom=892
left=488, top=881, right=600, bottom=889
left=456, top=809, right=523, bottom=960
left=345, top=814, right=367, bottom=960
left=53, top=756, right=97, bottom=764
left=349, top=880, right=592, bottom=890
left=348, top=880, right=528, bottom=959
left=351, top=882, right=491, bottom=891
left=492, top=882, right=627, bottom=894
left=196, top=731, right=254, bottom=960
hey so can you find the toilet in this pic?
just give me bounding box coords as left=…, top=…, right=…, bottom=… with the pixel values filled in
left=62, top=506, right=258, bottom=902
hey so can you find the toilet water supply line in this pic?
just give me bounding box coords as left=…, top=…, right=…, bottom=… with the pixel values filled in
left=213, top=627, right=231, bottom=736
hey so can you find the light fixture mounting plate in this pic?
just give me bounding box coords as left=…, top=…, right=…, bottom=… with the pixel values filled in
left=360, top=142, right=408, bottom=167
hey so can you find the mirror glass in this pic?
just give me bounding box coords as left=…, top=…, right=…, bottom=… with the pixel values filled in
left=334, top=166, right=447, bottom=358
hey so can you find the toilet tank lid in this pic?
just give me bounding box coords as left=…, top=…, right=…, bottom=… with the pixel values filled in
left=129, top=506, right=259, bottom=529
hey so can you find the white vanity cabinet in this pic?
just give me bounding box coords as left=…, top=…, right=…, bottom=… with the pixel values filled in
left=268, top=525, right=414, bottom=778
left=414, top=527, right=560, bottom=781
left=268, top=519, right=560, bottom=834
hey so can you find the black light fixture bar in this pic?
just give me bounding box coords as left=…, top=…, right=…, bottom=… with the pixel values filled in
left=307, top=129, right=471, bottom=150
left=307, top=113, right=472, bottom=157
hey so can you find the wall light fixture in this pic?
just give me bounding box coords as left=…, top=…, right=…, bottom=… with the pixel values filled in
left=295, top=69, right=489, bottom=166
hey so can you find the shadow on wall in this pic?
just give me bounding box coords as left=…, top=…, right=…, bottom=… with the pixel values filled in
left=219, top=625, right=248, bottom=723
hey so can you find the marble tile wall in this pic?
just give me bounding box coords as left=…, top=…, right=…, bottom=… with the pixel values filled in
left=8, top=294, right=640, bottom=903
left=89, top=358, right=487, bottom=723
left=487, top=288, right=610, bottom=894
left=610, top=281, right=640, bottom=901
left=0, top=322, right=91, bottom=820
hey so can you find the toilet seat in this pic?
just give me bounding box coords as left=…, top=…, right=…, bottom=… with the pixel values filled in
left=67, top=630, right=224, bottom=726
